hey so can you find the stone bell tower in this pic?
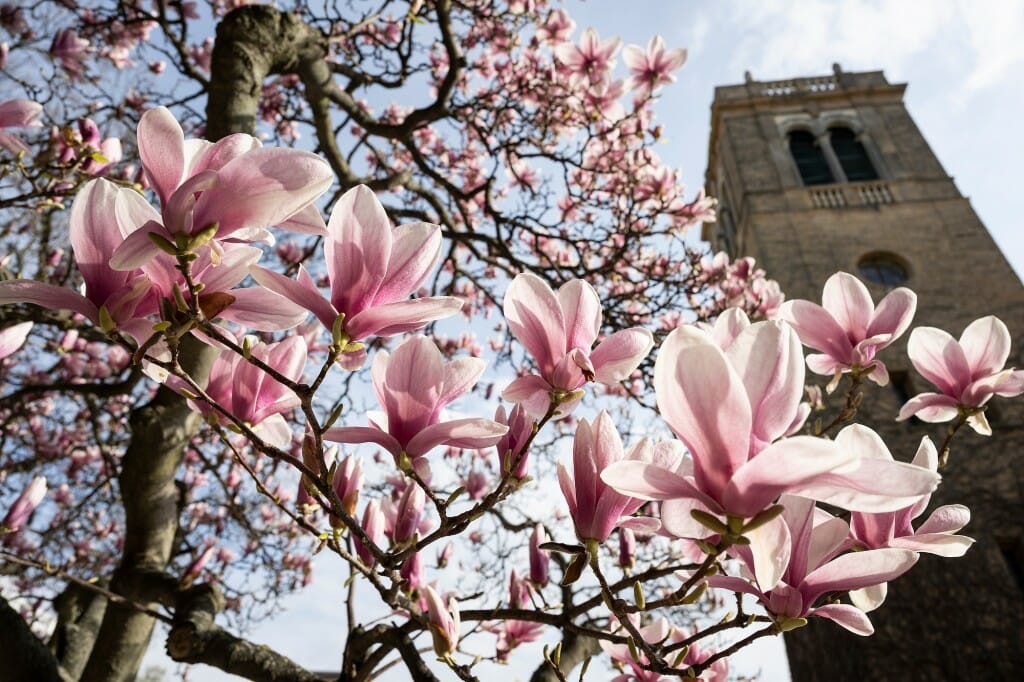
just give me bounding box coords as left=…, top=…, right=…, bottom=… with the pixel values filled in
left=703, top=65, right=1024, bottom=680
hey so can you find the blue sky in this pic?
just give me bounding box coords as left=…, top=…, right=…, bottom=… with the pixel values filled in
left=140, top=2, right=1024, bottom=679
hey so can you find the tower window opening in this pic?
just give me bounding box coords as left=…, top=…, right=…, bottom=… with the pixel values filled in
left=788, top=130, right=834, bottom=186
left=858, top=252, right=909, bottom=286
left=830, top=126, right=879, bottom=181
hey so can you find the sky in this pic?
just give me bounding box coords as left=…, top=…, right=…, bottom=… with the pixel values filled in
left=139, top=1, right=1024, bottom=679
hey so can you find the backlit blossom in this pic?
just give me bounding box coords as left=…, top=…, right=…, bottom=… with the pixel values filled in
left=324, top=335, right=507, bottom=475
left=898, top=315, right=1024, bottom=434
left=0, top=98, right=43, bottom=153
left=709, top=495, right=919, bottom=636
left=558, top=411, right=659, bottom=542
left=110, top=106, right=332, bottom=270
left=252, top=185, right=463, bottom=368
left=502, top=273, right=652, bottom=417
left=779, top=272, right=916, bottom=389
left=623, top=35, right=687, bottom=94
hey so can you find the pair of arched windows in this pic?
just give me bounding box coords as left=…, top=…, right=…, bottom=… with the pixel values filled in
left=789, top=126, right=878, bottom=185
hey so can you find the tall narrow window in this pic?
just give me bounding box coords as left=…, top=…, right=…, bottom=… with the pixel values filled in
left=788, top=130, right=834, bottom=186
left=830, top=126, right=878, bottom=181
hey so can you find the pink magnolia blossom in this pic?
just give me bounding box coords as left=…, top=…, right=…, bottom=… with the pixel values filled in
left=529, top=523, right=550, bottom=586
left=536, top=9, right=575, bottom=46
left=400, top=550, right=424, bottom=592
left=778, top=272, right=916, bottom=389
left=353, top=499, right=385, bottom=567
left=898, top=315, right=1024, bottom=434
left=0, top=179, right=163, bottom=338
left=558, top=411, right=660, bottom=543
left=0, top=177, right=308, bottom=338
left=169, top=335, right=306, bottom=448
left=324, top=335, right=507, bottom=474
left=0, top=321, right=32, bottom=359
left=494, top=403, right=533, bottom=478
left=53, top=118, right=123, bottom=176
left=0, top=98, right=43, bottom=153
left=110, top=106, right=332, bottom=270
left=844, top=427, right=972, bottom=611
left=709, top=495, right=919, bottom=636
left=622, top=36, right=687, bottom=94
left=2, top=476, right=46, bottom=534
left=554, top=27, right=621, bottom=88
left=252, top=185, right=463, bottom=368
left=423, top=585, right=460, bottom=657
left=502, top=273, right=653, bottom=417
left=602, top=320, right=939, bottom=560
left=328, top=455, right=364, bottom=527
left=391, top=483, right=426, bottom=546
left=601, top=617, right=728, bottom=682
left=50, top=28, right=91, bottom=80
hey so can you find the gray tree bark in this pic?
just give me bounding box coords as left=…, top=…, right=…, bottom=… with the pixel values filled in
left=78, top=6, right=329, bottom=681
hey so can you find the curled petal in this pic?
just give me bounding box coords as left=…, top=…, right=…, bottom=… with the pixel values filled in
left=405, top=418, right=507, bottom=458
left=896, top=393, right=959, bottom=423
left=812, top=604, right=874, bottom=636
left=346, top=297, right=463, bottom=340
left=591, top=327, right=654, bottom=384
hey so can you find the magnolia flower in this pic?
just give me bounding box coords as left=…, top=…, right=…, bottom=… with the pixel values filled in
left=50, top=28, right=91, bottom=80
left=536, top=9, right=575, bottom=46
left=623, top=35, right=687, bottom=94
left=603, top=321, right=938, bottom=586
left=0, top=98, right=43, bottom=153
left=423, top=585, right=460, bottom=657
left=559, top=411, right=659, bottom=543
left=328, top=455, right=364, bottom=527
left=555, top=27, right=621, bottom=88
left=111, top=107, right=332, bottom=270
left=0, top=179, right=163, bottom=338
left=0, top=321, right=32, bottom=359
left=2, top=477, right=46, bottom=534
left=494, top=403, right=533, bottom=479
left=502, top=273, right=653, bottom=417
left=324, top=335, right=507, bottom=475
left=845, top=429, right=972, bottom=611
left=898, top=315, right=1024, bottom=434
left=353, top=499, right=385, bottom=567
left=710, top=496, right=918, bottom=636
left=529, top=523, right=550, bottom=586
left=169, top=335, right=305, bottom=448
left=252, top=185, right=462, bottom=368
left=392, top=483, right=426, bottom=545
left=779, top=271, right=916, bottom=389
left=0, top=179, right=308, bottom=340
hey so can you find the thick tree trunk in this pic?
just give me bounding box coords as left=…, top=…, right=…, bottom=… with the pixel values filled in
left=1, top=594, right=64, bottom=682
left=79, top=7, right=330, bottom=681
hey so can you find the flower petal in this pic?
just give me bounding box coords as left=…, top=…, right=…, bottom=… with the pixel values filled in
left=138, top=107, right=185, bottom=206
left=346, top=297, right=463, bottom=340
left=557, top=279, right=601, bottom=351
left=591, top=327, right=654, bottom=384
left=405, top=418, right=507, bottom=458
left=654, top=325, right=752, bottom=502
left=504, top=273, right=566, bottom=377
left=376, top=221, right=442, bottom=303
left=907, top=326, right=971, bottom=396
left=822, top=272, right=873, bottom=340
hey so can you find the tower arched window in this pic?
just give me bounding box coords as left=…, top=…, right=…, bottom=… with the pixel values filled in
left=829, top=126, right=878, bottom=181
left=788, top=130, right=834, bottom=186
